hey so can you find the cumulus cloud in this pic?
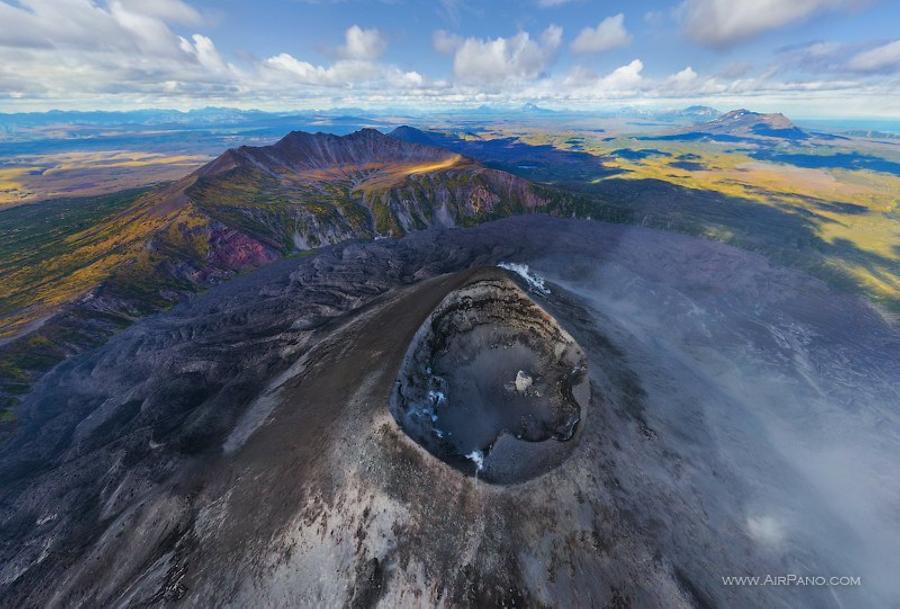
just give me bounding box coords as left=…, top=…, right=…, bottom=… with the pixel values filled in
left=116, top=0, right=202, bottom=25
left=847, top=40, right=900, bottom=73
left=0, top=0, right=201, bottom=55
left=0, top=0, right=896, bottom=114
left=571, top=14, right=632, bottom=54
left=558, top=59, right=645, bottom=96
left=665, top=66, right=699, bottom=90
left=775, top=40, right=858, bottom=78
left=260, top=25, right=431, bottom=93
left=678, top=0, right=850, bottom=48
left=0, top=0, right=241, bottom=101
left=265, top=54, right=358, bottom=86
left=181, top=34, right=229, bottom=74
left=520, top=59, right=879, bottom=109
left=262, top=24, right=429, bottom=92
left=264, top=54, right=424, bottom=89
left=776, top=39, right=900, bottom=78
left=450, top=26, right=563, bottom=85
left=432, top=29, right=463, bottom=54
left=337, top=25, right=386, bottom=61
left=0, top=3, right=434, bottom=106
left=600, top=58, right=644, bottom=90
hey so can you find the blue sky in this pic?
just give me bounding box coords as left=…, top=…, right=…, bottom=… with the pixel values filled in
left=1, top=0, right=899, bottom=116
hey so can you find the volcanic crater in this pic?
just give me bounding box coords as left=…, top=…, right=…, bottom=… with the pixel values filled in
left=390, top=268, right=589, bottom=483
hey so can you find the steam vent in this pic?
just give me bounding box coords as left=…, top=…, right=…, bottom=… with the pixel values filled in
left=390, top=268, right=589, bottom=483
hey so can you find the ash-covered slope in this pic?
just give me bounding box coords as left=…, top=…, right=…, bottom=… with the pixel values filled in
left=1, top=216, right=897, bottom=609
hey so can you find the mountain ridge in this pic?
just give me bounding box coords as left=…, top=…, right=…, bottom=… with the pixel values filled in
left=0, top=129, right=562, bottom=404
left=210, top=128, right=455, bottom=174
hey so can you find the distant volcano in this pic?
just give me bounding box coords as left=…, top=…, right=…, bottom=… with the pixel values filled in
left=691, top=109, right=809, bottom=140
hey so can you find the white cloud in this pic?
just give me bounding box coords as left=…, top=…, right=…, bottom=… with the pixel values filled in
left=666, top=66, right=699, bottom=89
left=0, top=4, right=432, bottom=105
left=433, top=29, right=463, bottom=54
left=0, top=0, right=240, bottom=101
left=265, top=54, right=342, bottom=85
left=558, top=59, right=645, bottom=95
left=777, top=39, right=900, bottom=77
left=116, top=0, right=202, bottom=25
left=0, top=1, right=896, bottom=116
left=571, top=13, right=632, bottom=54
left=264, top=53, right=424, bottom=90
left=678, top=0, right=850, bottom=48
left=542, top=24, right=564, bottom=48
left=338, top=25, right=386, bottom=61
left=177, top=34, right=226, bottom=73
left=263, top=25, right=427, bottom=91
left=600, top=58, right=644, bottom=90
left=517, top=58, right=886, bottom=109
left=451, top=26, right=563, bottom=85
left=803, top=41, right=842, bottom=58
left=847, top=40, right=900, bottom=73
left=0, top=0, right=202, bottom=56
left=774, top=40, right=850, bottom=75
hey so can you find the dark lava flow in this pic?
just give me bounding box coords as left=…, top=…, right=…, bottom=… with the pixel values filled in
left=391, top=269, right=588, bottom=483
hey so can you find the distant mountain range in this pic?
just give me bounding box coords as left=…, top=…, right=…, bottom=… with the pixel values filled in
left=0, top=106, right=372, bottom=127
left=609, top=105, right=720, bottom=123
left=657, top=105, right=721, bottom=123
left=0, top=104, right=722, bottom=132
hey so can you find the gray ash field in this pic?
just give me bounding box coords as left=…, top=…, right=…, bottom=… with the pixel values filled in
left=1, top=216, right=898, bottom=608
